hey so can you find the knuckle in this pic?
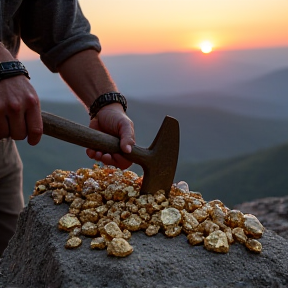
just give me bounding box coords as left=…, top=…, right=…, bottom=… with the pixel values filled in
left=122, top=134, right=135, bottom=145
left=126, top=118, right=134, bottom=131
left=128, top=118, right=134, bottom=127
left=25, top=93, right=39, bottom=108
left=130, top=137, right=136, bottom=145
left=7, top=100, right=22, bottom=114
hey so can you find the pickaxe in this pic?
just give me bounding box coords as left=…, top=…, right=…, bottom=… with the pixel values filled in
left=41, top=111, right=179, bottom=197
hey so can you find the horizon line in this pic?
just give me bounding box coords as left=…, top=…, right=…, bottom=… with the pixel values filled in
left=21, top=45, right=288, bottom=62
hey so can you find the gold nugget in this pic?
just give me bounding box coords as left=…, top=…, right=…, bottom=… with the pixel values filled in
left=33, top=164, right=265, bottom=257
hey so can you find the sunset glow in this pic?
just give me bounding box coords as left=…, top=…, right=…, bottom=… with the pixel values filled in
left=18, top=0, right=288, bottom=60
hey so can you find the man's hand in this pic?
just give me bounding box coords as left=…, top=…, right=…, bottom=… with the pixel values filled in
left=0, top=75, right=43, bottom=145
left=86, top=103, right=135, bottom=170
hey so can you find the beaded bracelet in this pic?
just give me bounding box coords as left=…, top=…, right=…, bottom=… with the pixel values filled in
left=89, top=92, right=127, bottom=120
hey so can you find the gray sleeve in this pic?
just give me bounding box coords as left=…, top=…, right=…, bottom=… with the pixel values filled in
left=20, top=0, right=101, bottom=72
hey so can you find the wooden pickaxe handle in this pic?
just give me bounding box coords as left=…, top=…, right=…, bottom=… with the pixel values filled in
left=41, top=111, right=179, bottom=196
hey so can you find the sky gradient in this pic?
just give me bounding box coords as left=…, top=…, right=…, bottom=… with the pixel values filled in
left=19, top=0, right=288, bottom=60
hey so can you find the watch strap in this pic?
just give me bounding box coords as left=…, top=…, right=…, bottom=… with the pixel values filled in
left=89, top=92, right=127, bottom=120
left=0, top=61, right=30, bottom=80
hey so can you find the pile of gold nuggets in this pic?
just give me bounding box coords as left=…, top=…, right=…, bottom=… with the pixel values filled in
left=32, top=164, right=264, bottom=257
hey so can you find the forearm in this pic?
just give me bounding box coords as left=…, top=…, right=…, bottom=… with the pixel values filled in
left=58, top=49, right=118, bottom=108
left=58, top=48, right=135, bottom=169
left=0, top=43, right=15, bottom=61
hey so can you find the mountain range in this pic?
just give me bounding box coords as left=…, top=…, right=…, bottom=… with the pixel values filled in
left=23, top=47, right=288, bottom=103
left=23, top=47, right=288, bottom=120
left=157, top=67, right=288, bottom=119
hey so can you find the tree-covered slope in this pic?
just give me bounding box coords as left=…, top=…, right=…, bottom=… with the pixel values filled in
left=177, top=143, right=288, bottom=207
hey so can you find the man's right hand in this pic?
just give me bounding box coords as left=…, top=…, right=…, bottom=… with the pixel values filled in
left=0, top=42, right=42, bottom=145
left=0, top=74, right=43, bottom=145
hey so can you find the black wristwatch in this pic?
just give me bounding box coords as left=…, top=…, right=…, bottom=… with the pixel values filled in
left=89, top=92, right=127, bottom=119
left=0, top=61, right=30, bottom=81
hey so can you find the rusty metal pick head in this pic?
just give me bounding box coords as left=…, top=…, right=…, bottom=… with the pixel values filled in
left=131, top=116, right=180, bottom=197
left=42, top=112, right=179, bottom=197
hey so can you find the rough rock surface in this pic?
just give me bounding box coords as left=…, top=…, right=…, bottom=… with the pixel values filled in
left=1, top=192, right=288, bottom=288
left=235, top=195, right=288, bottom=240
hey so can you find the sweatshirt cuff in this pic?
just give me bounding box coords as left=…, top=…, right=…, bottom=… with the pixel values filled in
left=40, top=34, right=101, bottom=73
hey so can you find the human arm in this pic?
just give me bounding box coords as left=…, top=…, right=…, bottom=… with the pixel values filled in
left=18, top=0, right=135, bottom=169
left=0, top=43, right=42, bottom=145
left=57, top=49, right=135, bottom=170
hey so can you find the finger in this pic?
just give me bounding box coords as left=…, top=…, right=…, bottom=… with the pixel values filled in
left=101, top=153, right=113, bottom=164
left=111, top=154, right=133, bottom=170
left=0, top=115, right=10, bottom=139
left=101, top=153, right=132, bottom=170
left=89, top=117, right=100, bottom=131
left=25, top=99, right=43, bottom=145
left=86, top=146, right=111, bottom=164
left=6, top=110, right=27, bottom=140
left=86, top=149, right=103, bottom=161
left=118, top=119, right=135, bottom=154
left=86, top=148, right=132, bottom=169
left=86, top=149, right=96, bottom=159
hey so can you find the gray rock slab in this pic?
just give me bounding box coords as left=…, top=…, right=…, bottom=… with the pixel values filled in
left=235, top=196, right=288, bottom=240
left=1, top=192, right=288, bottom=288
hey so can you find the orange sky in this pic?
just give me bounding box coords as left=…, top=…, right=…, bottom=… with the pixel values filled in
left=19, top=0, right=288, bottom=60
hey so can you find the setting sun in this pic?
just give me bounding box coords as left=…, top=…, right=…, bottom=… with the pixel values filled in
left=200, top=41, right=213, bottom=54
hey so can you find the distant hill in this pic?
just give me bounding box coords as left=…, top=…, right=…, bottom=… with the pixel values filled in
left=127, top=99, right=288, bottom=163
left=227, top=67, right=288, bottom=102
left=17, top=99, right=288, bottom=204
left=23, top=47, right=288, bottom=103
left=102, top=47, right=288, bottom=98
left=177, top=143, right=288, bottom=207
left=218, top=67, right=288, bottom=119
left=154, top=67, right=288, bottom=120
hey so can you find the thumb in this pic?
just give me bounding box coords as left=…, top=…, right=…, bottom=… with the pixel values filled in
left=118, top=118, right=135, bottom=154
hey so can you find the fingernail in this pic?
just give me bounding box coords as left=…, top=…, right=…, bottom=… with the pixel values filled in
left=126, top=145, right=132, bottom=153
